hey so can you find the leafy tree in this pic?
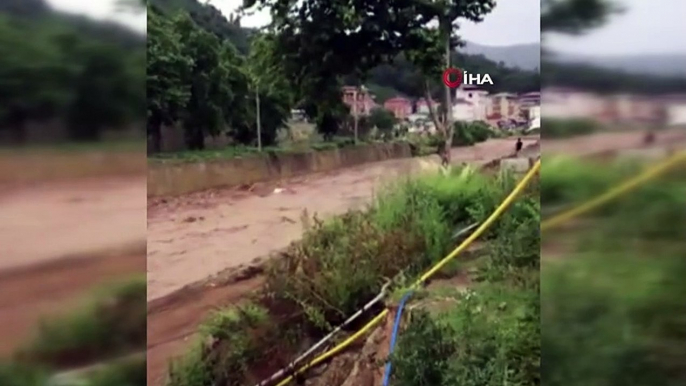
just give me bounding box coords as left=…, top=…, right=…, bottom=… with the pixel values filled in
left=173, top=14, right=237, bottom=150
left=0, top=17, right=73, bottom=143
left=368, top=107, right=397, bottom=134
left=244, top=0, right=496, bottom=164
left=541, top=0, right=622, bottom=35
left=150, top=0, right=254, bottom=54
left=0, top=0, right=144, bottom=145
left=403, top=1, right=496, bottom=166
left=543, top=62, right=686, bottom=95
left=66, top=43, right=140, bottom=141
left=240, top=33, right=292, bottom=147
left=146, top=10, right=192, bottom=151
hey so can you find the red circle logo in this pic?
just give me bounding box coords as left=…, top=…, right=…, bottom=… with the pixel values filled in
left=442, top=68, right=462, bottom=88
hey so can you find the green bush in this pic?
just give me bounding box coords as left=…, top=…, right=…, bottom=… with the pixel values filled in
left=540, top=119, right=598, bottom=139
left=20, top=277, right=146, bottom=366
left=541, top=156, right=686, bottom=240
left=0, top=364, right=47, bottom=386
left=86, top=356, right=146, bottom=386
left=393, top=214, right=541, bottom=386
left=452, top=121, right=494, bottom=147
left=542, top=254, right=686, bottom=386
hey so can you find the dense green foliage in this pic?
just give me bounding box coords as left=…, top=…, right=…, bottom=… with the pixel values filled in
left=540, top=118, right=599, bottom=139
left=544, top=61, right=686, bottom=95
left=147, top=2, right=291, bottom=151
left=0, top=0, right=144, bottom=144
left=452, top=121, right=494, bottom=146
left=150, top=0, right=255, bottom=54
left=391, top=171, right=540, bottom=386
left=19, top=278, right=146, bottom=367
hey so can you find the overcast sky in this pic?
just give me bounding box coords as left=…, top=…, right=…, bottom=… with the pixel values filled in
left=211, top=0, right=540, bottom=46
left=547, top=0, right=686, bottom=55
left=45, top=0, right=146, bottom=32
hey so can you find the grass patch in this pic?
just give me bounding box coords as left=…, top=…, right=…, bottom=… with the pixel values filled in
left=0, top=140, right=145, bottom=154
left=0, top=363, right=47, bottom=386
left=18, top=277, right=146, bottom=368
left=540, top=119, right=599, bottom=139
left=541, top=154, right=686, bottom=386
left=148, top=136, right=378, bottom=163
left=391, top=197, right=540, bottom=386
left=542, top=253, right=686, bottom=386
left=82, top=355, right=146, bottom=386
left=166, top=165, right=539, bottom=386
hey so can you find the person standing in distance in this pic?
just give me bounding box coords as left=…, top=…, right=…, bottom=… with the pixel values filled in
left=515, top=137, right=523, bottom=155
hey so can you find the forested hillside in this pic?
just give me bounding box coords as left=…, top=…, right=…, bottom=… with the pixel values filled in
left=0, top=0, right=145, bottom=144
left=544, top=60, right=686, bottom=94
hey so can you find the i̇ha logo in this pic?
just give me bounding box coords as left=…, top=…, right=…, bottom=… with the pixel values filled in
left=442, top=67, right=494, bottom=88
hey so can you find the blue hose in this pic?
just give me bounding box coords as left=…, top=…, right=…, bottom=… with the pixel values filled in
left=381, top=290, right=414, bottom=386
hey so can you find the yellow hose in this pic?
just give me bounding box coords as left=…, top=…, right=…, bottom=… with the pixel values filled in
left=274, top=159, right=542, bottom=386
left=541, top=151, right=686, bottom=231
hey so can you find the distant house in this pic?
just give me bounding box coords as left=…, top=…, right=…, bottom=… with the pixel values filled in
left=416, top=98, right=440, bottom=115
left=541, top=87, right=603, bottom=120
left=290, top=109, right=306, bottom=122
left=452, top=98, right=476, bottom=122
left=489, top=93, right=519, bottom=121
left=455, top=85, right=489, bottom=121
left=518, top=92, right=541, bottom=108
left=342, top=86, right=376, bottom=116
left=662, top=94, right=686, bottom=126
left=518, top=91, right=541, bottom=122
left=383, top=97, right=413, bottom=120
left=528, top=105, right=541, bottom=130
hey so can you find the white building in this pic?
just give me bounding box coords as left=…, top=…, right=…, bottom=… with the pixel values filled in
left=656, top=94, right=686, bottom=126
left=542, top=87, right=603, bottom=119
left=667, top=101, right=686, bottom=125
left=488, top=92, right=519, bottom=122
left=528, top=105, right=541, bottom=130
left=452, top=98, right=476, bottom=122
left=455, top=85, right=489, bottom=121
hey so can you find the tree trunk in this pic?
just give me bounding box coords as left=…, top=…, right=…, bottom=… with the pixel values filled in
left=147, top=118, right=162, bottom=154
left=184, top=126, right=205, bottom=150
left=442, top=22, right=454, bottom=167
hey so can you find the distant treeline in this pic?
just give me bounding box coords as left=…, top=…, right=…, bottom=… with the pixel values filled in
left=0, top=0, right=145, bottom=144
left=543, top=61, right=686, bottom=95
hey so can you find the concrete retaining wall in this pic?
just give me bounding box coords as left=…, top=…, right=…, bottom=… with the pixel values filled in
left=147, top=142, right=412, bottom=197
left=0, top=150, right=146, bottom=184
